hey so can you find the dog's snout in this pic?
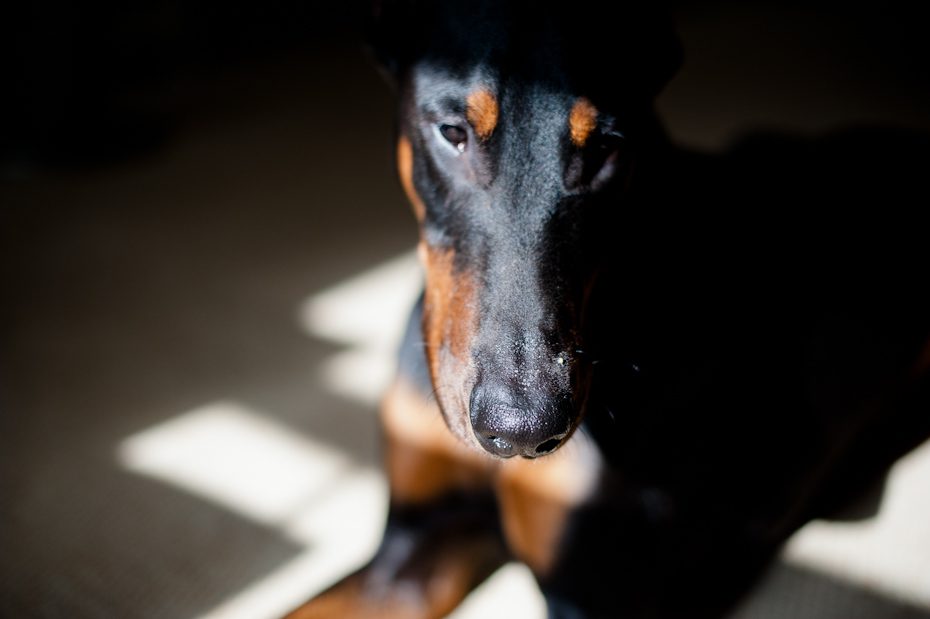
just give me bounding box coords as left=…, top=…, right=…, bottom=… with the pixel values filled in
left=469, top=383, right=571, bottom=459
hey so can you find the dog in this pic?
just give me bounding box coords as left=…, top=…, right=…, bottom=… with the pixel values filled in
left=287, top=2, right=930, bottom=617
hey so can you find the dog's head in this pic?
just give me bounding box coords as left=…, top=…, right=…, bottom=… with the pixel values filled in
left=374, top=1, right=681, bottom=458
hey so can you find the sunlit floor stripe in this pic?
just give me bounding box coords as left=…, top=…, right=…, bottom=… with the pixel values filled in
left=298, top=250, right=421, bottom=349
left=117, top=400, right=386, bottom=618
left=116, top=398, right=547, bottom=619
left=297, top=251, right=421, bottom=406
left=784, top=437, right=930, bottom=608
left=117, top=401, right=354, bottom=526
left=449, top=563, right=547, bottom=619
left=198, top=471, right=387, bottom=619
left=316, top=347, right=397, bottom=408
left=115, top=250, right=551, bottom=619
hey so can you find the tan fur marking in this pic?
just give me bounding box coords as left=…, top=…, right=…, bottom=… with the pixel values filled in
left=397, top=136, right=426, bottom=221
left=422, top=246, right=477, bottom=368
left=284, top=576, right=416, bottom=619
left=421, top=245, right=480, bottom=445
left=284, top=567, right=474, bottom=619
left=466, top=89, right=499, bottom=141
left=381, top=378, right=494, bottom=504
left=569, top=97, right=599, bottom=147
left=496, top=478, right=570, bottom=577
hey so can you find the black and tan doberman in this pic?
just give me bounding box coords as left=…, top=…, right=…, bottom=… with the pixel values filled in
left=288, top=2, right=930, bottom=617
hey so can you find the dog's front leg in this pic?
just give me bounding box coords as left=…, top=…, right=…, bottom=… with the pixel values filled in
left=286, top=377, right=506, bottom=619
left=495, top=430, right=609, bottom=619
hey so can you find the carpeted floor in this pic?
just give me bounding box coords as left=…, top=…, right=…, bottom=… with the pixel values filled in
left=3, top=4, right=930, bottom=618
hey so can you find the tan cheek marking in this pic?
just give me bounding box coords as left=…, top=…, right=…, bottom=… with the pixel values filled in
left=466, top=89, right=499, bottom=141
left=422, top=248, right=451, bottom=386
left=420, top=244, right=481, bottom=445
left=496, top=431, right=603, bottom=575
left=569, top=97, right=598, bottom=147
left=397, top=136, right=426, bottom=221
left=422, top=246, right=478, bottom=371
left=381, top=377, right=496, bottom=505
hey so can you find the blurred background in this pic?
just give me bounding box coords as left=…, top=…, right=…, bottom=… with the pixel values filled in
left=2, top=1, right=930, bottom=617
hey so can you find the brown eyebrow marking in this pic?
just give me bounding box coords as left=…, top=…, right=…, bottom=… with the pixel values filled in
left=466, top=89, right=499, bottom=141
left=569, top=97, right=599, bottom=147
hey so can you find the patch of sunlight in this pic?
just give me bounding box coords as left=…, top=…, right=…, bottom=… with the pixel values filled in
left=297, top=250, right=422, bottom=406
left=116, top=252, right=548, bottom=619
left=117, top=400, right=388, bottom=618
left=449, top=563, right=547, bottom=619
left=117, top=400, right=354, bottom=525
left=784, top=437, right=930, bottom=608
left=200, top=471, right=388, bottom=619
left=117, top=396, right=547, bottom=619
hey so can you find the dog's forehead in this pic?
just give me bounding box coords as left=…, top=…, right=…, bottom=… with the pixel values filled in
left=410, top=62, right=572, bottom=124
left=410, top=64, right=499, bottom=109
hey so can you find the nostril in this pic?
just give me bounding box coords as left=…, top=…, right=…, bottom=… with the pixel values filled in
left=534, top=437, right=562, bottom=455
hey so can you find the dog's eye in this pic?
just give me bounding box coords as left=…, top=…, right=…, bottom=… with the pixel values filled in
left=438, top=124, right=468, bottom=153
left=598, top=131, right=625, bottom=153
left=565, top=130, right=627, bottom=191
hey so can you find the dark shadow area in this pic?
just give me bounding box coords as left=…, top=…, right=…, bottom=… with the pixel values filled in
left=0, top=2, right=372, bottom=170
left=542, top=124, right=930, bottom=617
left=2, top=1, right=930, bottom=618
left=661, top=0, right=930, bottom=147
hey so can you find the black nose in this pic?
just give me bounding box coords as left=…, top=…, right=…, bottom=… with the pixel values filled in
left=469, top=385, right=571, bottom=458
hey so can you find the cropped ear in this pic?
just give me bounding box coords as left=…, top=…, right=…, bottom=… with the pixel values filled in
left=563, top=4, right=683, bottom=103
left=366, top=0, right=497, bottom=86
left=366, top=1, right=682, bottom=99
left=366, top=0, right=423, bottom=85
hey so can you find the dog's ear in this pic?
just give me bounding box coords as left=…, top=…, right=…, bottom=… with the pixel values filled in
left=564, top=3, right=683, bottom=102
left=366, top=1, right=682, bottom=99
left=366, top=0, right=423, bottom=85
